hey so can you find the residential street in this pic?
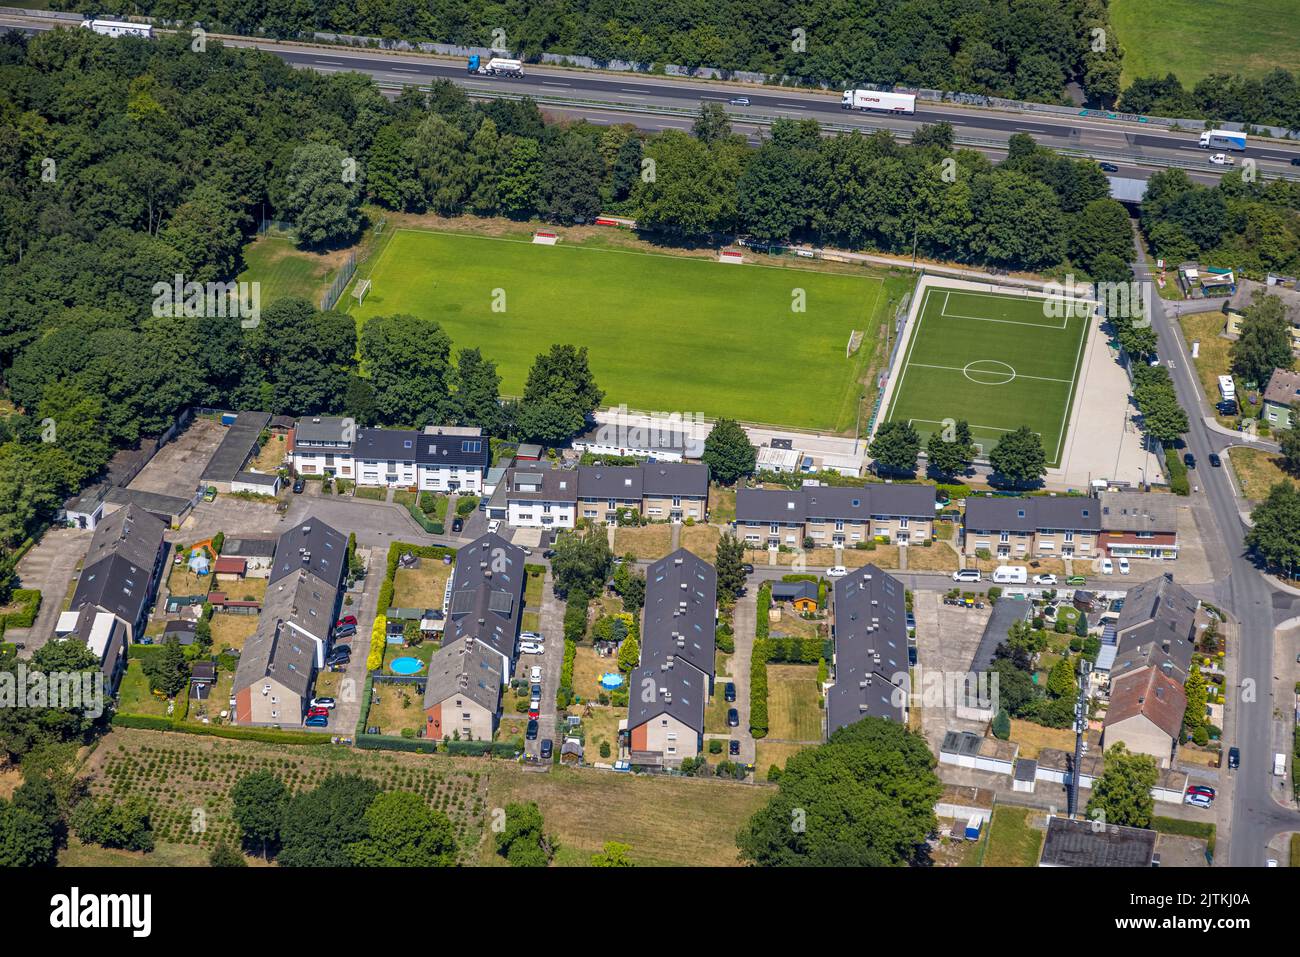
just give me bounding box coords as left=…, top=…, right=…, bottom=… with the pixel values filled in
left=1136, top=235, right=1300, bottom=864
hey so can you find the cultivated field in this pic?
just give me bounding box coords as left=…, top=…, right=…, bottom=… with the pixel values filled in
left=1112, top=0, right=1300, bottom=87
left=348, top=229, right=887, bottom=431
left=77, top=728, right=766, bottom=867
left=882, top=286, right=1092, bottom=467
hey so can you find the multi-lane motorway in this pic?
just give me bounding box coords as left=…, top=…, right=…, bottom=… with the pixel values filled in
left=5, top=11, right=1300, bottom=185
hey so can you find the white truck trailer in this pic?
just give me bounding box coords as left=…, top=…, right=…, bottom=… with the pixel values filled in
left=81, top=19, right=153, bottom=38
left=841, top=89, right=916, bottom=114
left=467, top=56, right=524, bottom=77
left=1198, top=129, right=1247, bottom=151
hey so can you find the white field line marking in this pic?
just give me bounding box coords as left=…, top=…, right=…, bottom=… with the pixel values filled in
left=1052, top=307, right=1092, bottom=465
left=906, top=362, right=1074, bottom=384
left=909, top=418, right=1027, bottom=436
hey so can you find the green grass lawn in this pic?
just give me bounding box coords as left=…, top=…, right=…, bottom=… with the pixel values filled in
left=883, top=286, right=1091, bottom=467
left=236, top=234, right=348, bottom=308
left=1112, top=0, right=1300, bottom=88
left=980, top=805, right=1044, bottom=867
left=348, top=229, right=888, bottom=431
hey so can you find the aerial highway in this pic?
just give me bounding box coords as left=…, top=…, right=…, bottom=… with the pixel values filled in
left=4, top=10, right=1300, bottom=186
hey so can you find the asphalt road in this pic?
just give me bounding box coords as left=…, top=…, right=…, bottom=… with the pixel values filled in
left=1134, top=232, right=1300, bottom=864
left=5, top=13, right=1300, bottom=186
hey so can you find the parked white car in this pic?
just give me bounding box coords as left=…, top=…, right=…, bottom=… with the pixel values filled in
left=1100, top=557, right=1114, bottom=575
left=520, top=631, right=543, bottom=642
left=827, top=565, right=849, bottom=578
left=1032, top=573, right=1057, bottom=586
left=952, top=568, right=981, bottom=583
left=520, top=641, right=545, bottom=655
left=530, top=666, right=543, bottom=683
left=488, top=519, right=502, bottom=533
left=1118, top=557, right=1130, bottom=574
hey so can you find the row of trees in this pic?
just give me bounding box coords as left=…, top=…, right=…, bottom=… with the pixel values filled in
left=1122, top=69, right=1300, bottom=134
left=231, top=770, right=457, bottom=867
left=77, top=0, right=1121, bottom=104
left=869, top=419, right=1049, bottom=487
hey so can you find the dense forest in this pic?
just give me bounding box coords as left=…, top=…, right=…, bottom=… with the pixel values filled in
left=61, top=0, right=1123, bottom=104
left=1139, top=167, right=1300, bottom=276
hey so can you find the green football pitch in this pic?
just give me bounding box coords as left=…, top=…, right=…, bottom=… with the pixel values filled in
left=881, top=286, right=1094, bottom=467
left=347, top=229, right=888, bottom=431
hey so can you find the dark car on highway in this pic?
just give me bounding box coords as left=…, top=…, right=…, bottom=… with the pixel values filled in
left=1099, top=162, right=1119, bottom=172
left=727, top=708, right=739, bottom=727
left=1183, top=452, right=1196, bottom=468
left=1209, top=452, right=1221, bottom=467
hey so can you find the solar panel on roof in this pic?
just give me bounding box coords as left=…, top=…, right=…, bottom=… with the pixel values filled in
left=488, top=592, right=514, bottom=615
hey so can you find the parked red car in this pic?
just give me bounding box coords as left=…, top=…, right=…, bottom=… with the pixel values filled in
left=336, top=615, right=357, bottom=628
left=306, top=707, right=330, bottom=720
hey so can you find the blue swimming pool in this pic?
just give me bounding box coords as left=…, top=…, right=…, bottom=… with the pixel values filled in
left=599, top=672, right=625, bottom=690
left=390, top=657, right=425, bottom=675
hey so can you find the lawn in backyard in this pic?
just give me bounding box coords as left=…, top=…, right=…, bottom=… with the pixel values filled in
left=1111, top=0, right=1300, bottom=87
left=980, top=806, right=1044, bottom=867
left=882, top=286, right=1093, bottom=467
left=765, top=664, right=824, bottom=741
left=348, top=229, right=888, bottom=431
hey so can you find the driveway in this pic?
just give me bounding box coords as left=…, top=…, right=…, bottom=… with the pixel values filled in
left=8, top=527, right=94, bottom=655
left=727, top=588, right=757, bottom=768
left=309, top=545, right=379, bottom=738
left=522, top=568, right=565, bottom=761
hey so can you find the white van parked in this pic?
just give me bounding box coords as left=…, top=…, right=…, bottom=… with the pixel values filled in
left=952, top=568, right=982, bottom=583
left=992, top=565, right=1028, bottom=585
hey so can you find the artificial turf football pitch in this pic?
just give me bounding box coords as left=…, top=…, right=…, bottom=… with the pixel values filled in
left=347, top=229, right=887, bottom=431
left=881, top=286, right=1094, bottom=467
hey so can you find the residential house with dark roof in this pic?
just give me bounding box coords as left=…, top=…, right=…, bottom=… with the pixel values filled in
left=290, top=418, right=489, bottom=492
left=443, top=533, right=527, bottom=684
left=734, top=483, right=935, bottom=549
left=1099, top=491, right=1179, bottom=560
left=577, top=466, right=643, bottom=522
left=826, top=565, right=909, bottom=737
left=504, top=467, right=578, bottom=529
left=69, top=504, right=167, bottom=643
left=422, top=636, right=505, bottom=743
left=963, top=495, right=1100, bottom=560
left=1262, top=367, right=1300, bottom=431
left=628, top=548, right=717, bottom=767
left=53, top=604, right=130, bottom=694
left=1102, top=573, right=1202, bottom=766
left=232, top=517, right=347, bottom=726
left=640, top=463, right=709, bottom=522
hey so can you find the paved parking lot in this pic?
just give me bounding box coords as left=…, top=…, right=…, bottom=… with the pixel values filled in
left=913, top=590, right=992, bottom=750
left=8, top=527, right=92, bottom=655
left=128, top=417, right=225, bottom=496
